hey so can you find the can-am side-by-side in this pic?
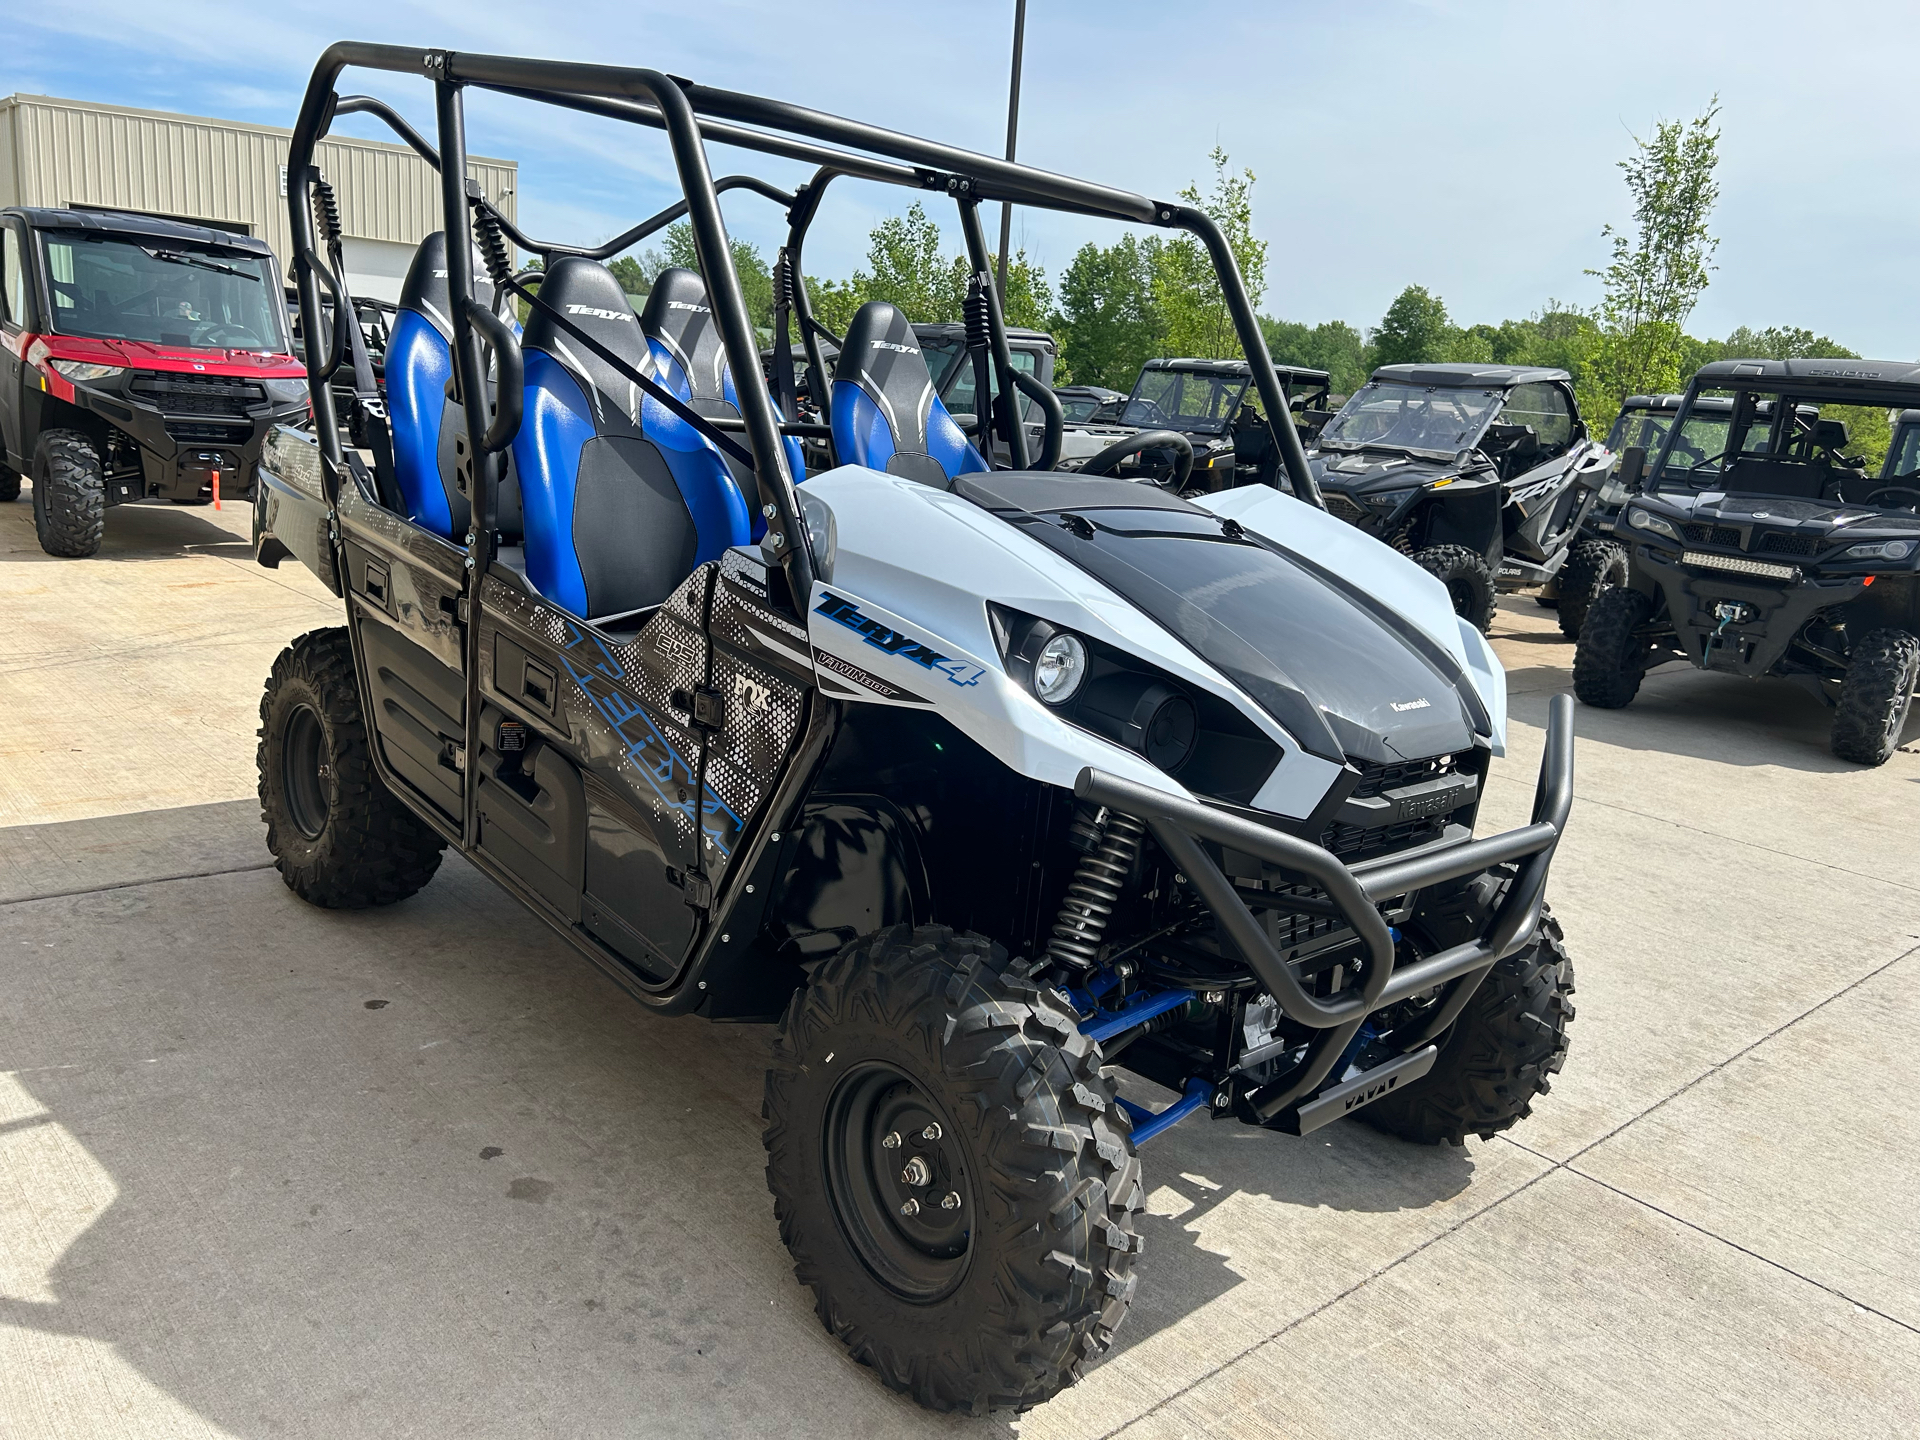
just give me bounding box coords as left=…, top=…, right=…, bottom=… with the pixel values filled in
left=1311, top=364, right=1618, bottom=635
left=1576, top=358, right=1920, bottom=765
left=0, top=206, right=309, bottom=556
left=254, top=44, right=1580, bottom=1414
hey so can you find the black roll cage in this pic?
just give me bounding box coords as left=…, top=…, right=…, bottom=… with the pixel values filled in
left=287, top=45, right=1324, bottom=586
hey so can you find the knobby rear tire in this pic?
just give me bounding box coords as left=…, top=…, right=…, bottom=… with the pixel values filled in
left=1411, top=543, right=1496, bottom=633
left=257, top=627, right=445, bottom=908
left=1554, top=539, right=1629, bottom=641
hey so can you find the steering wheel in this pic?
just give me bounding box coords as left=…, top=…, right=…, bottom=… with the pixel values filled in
left=196, top=322, right=252, bottom=346
left=1864, top=485, right=1920, bottom=509
left=1079, top=428, right=1195, bottom=489
left=1127, top=398, right=1167, bottom=425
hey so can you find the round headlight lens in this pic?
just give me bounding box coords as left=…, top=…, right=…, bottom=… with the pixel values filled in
left=1033, top=632, right=1088, bottom=705
left=1845, top=539, right=1916, bottom=561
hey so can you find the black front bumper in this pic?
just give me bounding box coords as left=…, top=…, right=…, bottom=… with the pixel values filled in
left=1076, top=693, right=1574, bottom=1129
left=1635, top=543, right=1868, bottom=678
left=68, top=372, right=304, bottom=503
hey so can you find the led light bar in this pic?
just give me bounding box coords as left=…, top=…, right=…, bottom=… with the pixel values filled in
left=1682, top=550, right=1797, bottom=582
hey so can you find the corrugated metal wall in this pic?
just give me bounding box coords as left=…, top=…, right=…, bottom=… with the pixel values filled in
left=0, top=94, right=515, bottom=278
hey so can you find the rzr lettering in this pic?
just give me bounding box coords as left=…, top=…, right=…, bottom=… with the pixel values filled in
left=814, top=593, right=983, bottom=687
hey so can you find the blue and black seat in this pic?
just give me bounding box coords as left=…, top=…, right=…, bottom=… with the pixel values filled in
left=830, top=300, right=987, bottom=487
left=384, top=232, right=520, bottom=541
left=640, top=267, right=808, bottom=505
left=510, top=257, right=753, bottom=623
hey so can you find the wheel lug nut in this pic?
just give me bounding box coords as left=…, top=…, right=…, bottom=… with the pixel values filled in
left=940, top=1191, right=961, bottom=1210
left=921, top=1123, right=942, bottom=1141
left=880, top=1131, right=901, bottom=1150
left=899, top=1198, right=919, bottom=1217
left=901, top=1156, right=931, bottom=1187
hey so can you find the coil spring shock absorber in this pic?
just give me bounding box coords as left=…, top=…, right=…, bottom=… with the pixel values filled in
left=963, top=274, right=993, bottom=352
left=472, top=206, right=514, bottom=294
left=1045, top=807, right=1147, bottom=971
left=310, top=176, right=343, bottom=249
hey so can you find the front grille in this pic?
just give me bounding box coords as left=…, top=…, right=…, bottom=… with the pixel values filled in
left=1324, top=493, right=1368, bottom=525
left=165, top=420, right=250, bottom=445
left=1757, top=531, right=1819, bottom=557
left=1262, top=881, right=1349, bottom=952
left=1322, top=813, right=1449, bottom=860
left=1348, top=753, right=1456, bottom=800
left=129, top=372, right=266, bottom=418
left=1681, top=522, right=1742, bottom=548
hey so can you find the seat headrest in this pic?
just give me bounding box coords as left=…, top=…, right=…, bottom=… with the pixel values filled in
left=1813, top=417, right=1850, bottom=449
left=521, top=257, right=652, bottom=410
left=639, top=268, right=733, bottom=414
left=397, top=232, right=495, bottom=341
left=835, top=301, right=935, bottom=445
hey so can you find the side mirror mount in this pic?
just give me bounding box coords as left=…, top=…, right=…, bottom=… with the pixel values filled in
left=1571, top=419, right=1589, bottom=443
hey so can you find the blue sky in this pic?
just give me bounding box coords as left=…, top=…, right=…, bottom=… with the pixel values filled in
left=7, top=0, right=1918, bottom=357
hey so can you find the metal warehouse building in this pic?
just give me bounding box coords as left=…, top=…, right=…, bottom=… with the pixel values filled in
left=0, top=93, right=516, bottom=303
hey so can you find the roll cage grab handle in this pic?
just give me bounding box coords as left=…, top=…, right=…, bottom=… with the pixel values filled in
left=289, top=42, right=1325, bottom=529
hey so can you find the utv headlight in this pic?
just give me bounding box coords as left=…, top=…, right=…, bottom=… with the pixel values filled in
left=1626, top=506, right=1679, bottom=540
left=1366, top=487, right=1416, bottom=510
left=47, top=359, right=125, bottom=382
left=1844, top=539, right=1916, bottom=561
left=263, top=377, right=310, bottom=405
left=1033, top=633, right=1088, bottom=705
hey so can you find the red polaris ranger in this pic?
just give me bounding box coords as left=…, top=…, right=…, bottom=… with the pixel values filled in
left=0, top=206, right=312, bottom=556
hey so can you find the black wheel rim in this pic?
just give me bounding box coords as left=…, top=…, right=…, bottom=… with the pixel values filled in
left=822, top=1061, right=974, bottom=1303
left=1447, top=580, right=1477, bottom=617
left=282, top=703, right=332, bottom=841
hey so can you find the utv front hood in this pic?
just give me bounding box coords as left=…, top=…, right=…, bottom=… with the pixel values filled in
left=958, top=474, right=1481, bottom=764
left=1310, top=449, right=1460, bottom=497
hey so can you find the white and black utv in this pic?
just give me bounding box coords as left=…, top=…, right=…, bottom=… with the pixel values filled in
left=1575, top=359, right=1920, bottom=765
left=255, top=44, right=1579, bottom=1415
left=1312, top=364, right=1619, bottom=635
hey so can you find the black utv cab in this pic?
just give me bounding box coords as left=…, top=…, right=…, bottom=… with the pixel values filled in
left=1081, top=357, right=1330, bottom=491
left=1054, top=383, right=1125, bottom=424
left=1312, top=363, right=1618, bottom=635
left=1590, top=393, right=1817, bottom=542
left=1576, top=359, right=1920, bottom=765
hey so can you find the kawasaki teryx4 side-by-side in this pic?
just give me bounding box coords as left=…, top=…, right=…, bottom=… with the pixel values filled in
left=0, top=206, right=310, bottom=556
left=1312, top=364, right=1619, bottom=636
left=257, top=44, right=1579, bottom=1414
left=1576, top=359, right=1920, bottom=765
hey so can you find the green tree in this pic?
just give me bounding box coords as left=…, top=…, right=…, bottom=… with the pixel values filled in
left=630, top=220, right=775, bottom=334
left=1054, top=233, right=1161, bottom=388
left=1371, top=285, right=1453, bottom=368
left=1260, top=316, right=1370, bottom=396
left=1151, top=147, right=1267, bottom=361
left=1584, top=99, right=1723, bottom=428
left=607, top=255, right=647, bottom=298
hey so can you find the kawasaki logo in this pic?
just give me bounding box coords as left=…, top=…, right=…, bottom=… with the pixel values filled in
left=566, top=304, right=634, bottom=322
left=870, top=339, right=918, bottom=354
left=814, top=593, right=984, bottom=688
left=1390, top=698, right=1431, bottom=712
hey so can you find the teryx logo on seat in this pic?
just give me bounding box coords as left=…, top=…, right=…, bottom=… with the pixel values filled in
left=814, top=593, right=983, bottom=687
left=667, top=300, right=710, bottom=314
left=565, top=304, right=634, bottom=323
left=869, top=340, right=918, bottom=354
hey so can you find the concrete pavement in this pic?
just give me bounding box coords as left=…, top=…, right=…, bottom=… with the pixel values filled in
left=3, top=487, right=1917, bottom=1437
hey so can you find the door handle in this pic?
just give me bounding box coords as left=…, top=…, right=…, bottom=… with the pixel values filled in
left=521, top=660, right=556, bottom=713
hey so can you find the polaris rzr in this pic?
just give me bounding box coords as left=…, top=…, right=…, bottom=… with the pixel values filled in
left=256, top=44, right=1578, bottom=1415
left=0, top=206, right=310, bottom=555
left=1070, top=357, right=1332, bottom=491
left=1312, top=364, right=1618, bottom=636
left=1576, top=359, right=1920, bottom=765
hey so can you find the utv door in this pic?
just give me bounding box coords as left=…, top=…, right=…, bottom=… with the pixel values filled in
left=1499, top=382, right=1585, bottom=562
left=0, top=219, right=30, bottom=469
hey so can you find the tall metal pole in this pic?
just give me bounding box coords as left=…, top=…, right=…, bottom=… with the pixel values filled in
left=994, top=0, right=1026, bottom=299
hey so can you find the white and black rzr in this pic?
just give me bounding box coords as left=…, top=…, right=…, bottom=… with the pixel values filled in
left=257, top=44, right=1579, bottom=1417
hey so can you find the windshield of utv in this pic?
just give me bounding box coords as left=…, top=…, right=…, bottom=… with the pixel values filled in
left=1319, top=381, right=1502, bottom=458
left=1649, top=385, right=1902, bottom=499
left=1122, top=369, right=1248, bottom=434
left=40, top=231, right=287, bottom=350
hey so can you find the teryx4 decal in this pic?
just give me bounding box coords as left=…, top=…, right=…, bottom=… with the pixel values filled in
left=813, top=592, right=984, bottom=687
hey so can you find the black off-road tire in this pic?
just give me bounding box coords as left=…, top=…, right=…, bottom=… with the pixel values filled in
left=258, top=627, right=445, bottom=907
left=30, top=430, right=106, bottom=557
left=1555, top=539, right=1629, bottom=640
left=1411, top=543, right=1496, bottom=632
left=764, top=926, right=1142, bottom=1414
left=0, top=462, right=19, bottom=502
left=1361, top=909, right=1574, bottom=1146
left=1830, top=628, right=1920, bottom=766
left=1573, top=585, right=1655, bottom=708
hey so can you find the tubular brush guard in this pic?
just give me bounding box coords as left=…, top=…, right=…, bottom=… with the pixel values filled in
left=1074, top=693, right=1575, bottom=1129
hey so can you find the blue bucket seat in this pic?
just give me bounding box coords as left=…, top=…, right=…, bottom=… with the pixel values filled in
left=830, top=300, right=987, bottom=487
left=640, top=267, right=807, bottom=506
left=511, top=257, right=753, bottom=623
left=384, top=233, right=519, bottom=541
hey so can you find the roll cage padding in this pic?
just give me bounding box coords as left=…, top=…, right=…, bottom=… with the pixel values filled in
left=510, top=256, right=752, bottom=620
left=830, top=300, right=987, bottom=488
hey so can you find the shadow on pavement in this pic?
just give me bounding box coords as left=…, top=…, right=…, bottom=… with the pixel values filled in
left=3, top=483, right=252, bottom=563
